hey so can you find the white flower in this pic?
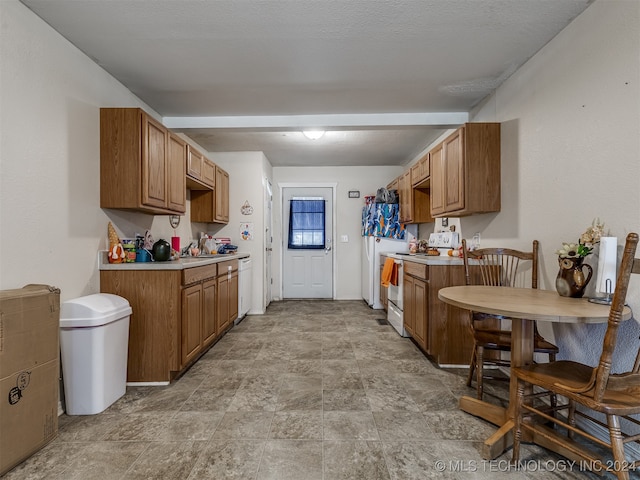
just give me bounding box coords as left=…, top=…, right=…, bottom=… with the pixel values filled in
left=556, top=243, right=579, bottom=258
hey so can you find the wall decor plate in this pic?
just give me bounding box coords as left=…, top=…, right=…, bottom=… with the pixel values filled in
left=241, top=201, right=253, bottom=215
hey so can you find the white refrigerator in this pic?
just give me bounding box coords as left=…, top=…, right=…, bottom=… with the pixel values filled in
left=361, top=235, right=408, bottom=309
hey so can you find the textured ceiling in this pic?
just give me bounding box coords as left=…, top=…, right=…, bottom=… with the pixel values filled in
left=21, top=0, right=593, bottom=166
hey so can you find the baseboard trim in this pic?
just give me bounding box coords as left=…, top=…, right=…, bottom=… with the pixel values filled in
left=126, top=381, right=170, bottom=386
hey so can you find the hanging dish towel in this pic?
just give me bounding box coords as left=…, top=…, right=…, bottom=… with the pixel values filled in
left=390, top=261, right=399, bottom=286
left=381, top=257, right=395, bottom=287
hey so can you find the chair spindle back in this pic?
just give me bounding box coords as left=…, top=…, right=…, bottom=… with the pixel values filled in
left=462, top=239, right=538, bottom=290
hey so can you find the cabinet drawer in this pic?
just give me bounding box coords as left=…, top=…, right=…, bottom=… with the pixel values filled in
left=183, top=264, right=217, bottom=285
left=217, top=259, right=238, bottom=275
left=404, top=261, right=428, bottom=280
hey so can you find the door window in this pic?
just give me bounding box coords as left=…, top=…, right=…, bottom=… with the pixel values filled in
left=287, top=198, right=325, bottom=249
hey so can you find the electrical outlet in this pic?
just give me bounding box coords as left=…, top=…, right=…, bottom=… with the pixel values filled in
left=340, top=235, right=349, bottom=242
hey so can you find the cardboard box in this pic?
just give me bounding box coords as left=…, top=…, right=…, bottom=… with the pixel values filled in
left=0, top=285, right=60, bottom=476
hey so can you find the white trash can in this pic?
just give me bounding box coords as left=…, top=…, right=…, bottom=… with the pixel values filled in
left=59, top=293, right=132, bottom=415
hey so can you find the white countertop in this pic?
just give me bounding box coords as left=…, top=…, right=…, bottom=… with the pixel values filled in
left=99, top=251, right=250, bottom=270
left=383, top=252, right=464, bottom=266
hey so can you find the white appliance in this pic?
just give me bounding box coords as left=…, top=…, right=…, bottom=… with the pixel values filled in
left=236, top=257, right=252, bottom=324
left=428, top=231, right=460, bottom=253
left=361, top=235, right=408, bottom=309
left=387, top=258, right=410, bottom=337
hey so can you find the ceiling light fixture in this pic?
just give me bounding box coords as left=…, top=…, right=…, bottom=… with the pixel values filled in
left=302, top=130, right=325, bottom=140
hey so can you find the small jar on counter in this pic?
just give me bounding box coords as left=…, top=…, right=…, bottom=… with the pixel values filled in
left=409, top=238, right=417, bottom=254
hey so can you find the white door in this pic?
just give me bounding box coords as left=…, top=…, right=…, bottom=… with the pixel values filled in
left=282, top=186, right=333, bottom=298
left=264, top=178, right=273, bottom=308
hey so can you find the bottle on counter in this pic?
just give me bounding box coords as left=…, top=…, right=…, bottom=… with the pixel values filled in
left=409, top=238, right=417, bottom=254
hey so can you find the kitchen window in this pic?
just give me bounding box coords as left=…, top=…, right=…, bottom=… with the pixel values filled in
left=287, top=198, right=325, bottom=249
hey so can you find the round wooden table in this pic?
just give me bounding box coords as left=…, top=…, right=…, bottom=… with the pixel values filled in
left=438, top=285, right=632, bottom=459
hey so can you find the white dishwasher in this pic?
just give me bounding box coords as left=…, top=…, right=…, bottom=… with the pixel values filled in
left=236, top=258, right=252, bottom=323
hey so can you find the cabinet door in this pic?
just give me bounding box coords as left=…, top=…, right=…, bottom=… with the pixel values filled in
left=202, top=278, right=217, bottom=347
left=411, top=153, right=430, bottom=187
left=187, top=145, right=203, bottom=180
left=398, top=170, right=412, bottom=223
left=167, top=133, right=187, bottom=213
left=429, top=143, right=445, bottom=215
left=410, top=163, right=421, bottom=188
left=141, top=113, right=168, bottom=209
left=215, top=166, right=230, bottom=223
left=413, top=277, right=428, bottom=351
left=202, top=160, right=216, bottom=188
left=181, top=284, right=203, bottom=367
left=419, top=154, right=430, bottom=180
left=443, top=128, right=465, bottom=212
left=403, top=273, right=415, bottom=336
left=228, top=269, right=239, bottom=324
left=217, top=273, right=230, bottom=333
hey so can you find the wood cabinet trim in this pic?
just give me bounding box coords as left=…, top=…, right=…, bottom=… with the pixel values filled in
left=182, top=264, right=218, bottom=285
left=401, top=262, right=474, bottom=366
left=404, top=261, right=428, bottom=279
left=186, top=144, right=204, bottom=179
left=429, top=122, right=500, bottom=218
left=100, top=107, right=187, bottom=215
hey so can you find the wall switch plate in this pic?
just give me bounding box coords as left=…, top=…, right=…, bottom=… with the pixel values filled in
left=340, top=235, right=349, bottom=242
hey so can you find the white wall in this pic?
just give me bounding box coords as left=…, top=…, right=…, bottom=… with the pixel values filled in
left=0, top=1, right=238, bottom=302
left=0, top=0, right=166, bottom=300
left=272, top=166, right=403, bottom=300
left=207, top=151, right=273, bottom=314
left=466, top=0, right=640, bottom=365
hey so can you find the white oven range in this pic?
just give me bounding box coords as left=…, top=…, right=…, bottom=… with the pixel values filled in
left=387, top=258, right=410, bottom=337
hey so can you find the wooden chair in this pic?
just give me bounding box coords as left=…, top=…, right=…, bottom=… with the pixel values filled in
left=512, top=232, right=640, bottom=479
left=461, top=239, right=559, bottom=400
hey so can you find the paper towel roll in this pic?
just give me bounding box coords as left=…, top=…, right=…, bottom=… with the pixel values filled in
left=596, top=236, right=617, bottom=295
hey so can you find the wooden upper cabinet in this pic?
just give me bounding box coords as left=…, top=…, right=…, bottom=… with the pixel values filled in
left=100, top=108, right=186, bottom=214
left=411, top=153, right=430, bottom=188
left=167, top=133, right=187, bottom=213
left=186, top=145, right=215, bottom=190
left=214, top=166, right=230, bottom=223
left=187, top=145, right=203, bottom=179
left=398, top=170, right=412, bottom=223
left=387, top=177, right=399, bottom=191
left=190, top=165, right=230, bottom=224
left=141, top=115, right=167, bottom=209
left=398, top=168, right=434, bottom=225
left=202, top=160, right=216, bottom=188
left=429, top=142, right=446, bottom=215
left=430, top=122, right=500, bottom=217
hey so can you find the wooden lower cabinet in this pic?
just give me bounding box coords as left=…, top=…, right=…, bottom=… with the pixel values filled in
left=403, top=262, right=428, bottom=351
left=100, top=261, right=239, bottom=383
left=181, top=283, right=204, bottom=367
left=181, top=277, right=217, bottom=368
left=216, top=259, right=239, bottom=333
left=403, top=261, right=474, bottom=365
left=202, top=279, right=217, bottom=346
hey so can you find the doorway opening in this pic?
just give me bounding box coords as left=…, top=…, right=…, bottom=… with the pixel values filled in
left=281, top=185, right=335, bottom=299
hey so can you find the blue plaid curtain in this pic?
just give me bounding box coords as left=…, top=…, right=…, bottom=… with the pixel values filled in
left=288, top=199, right=325, bottom=249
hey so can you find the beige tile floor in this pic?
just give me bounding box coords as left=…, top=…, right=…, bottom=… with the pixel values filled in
left=3, top=300, right=602, bottom=479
